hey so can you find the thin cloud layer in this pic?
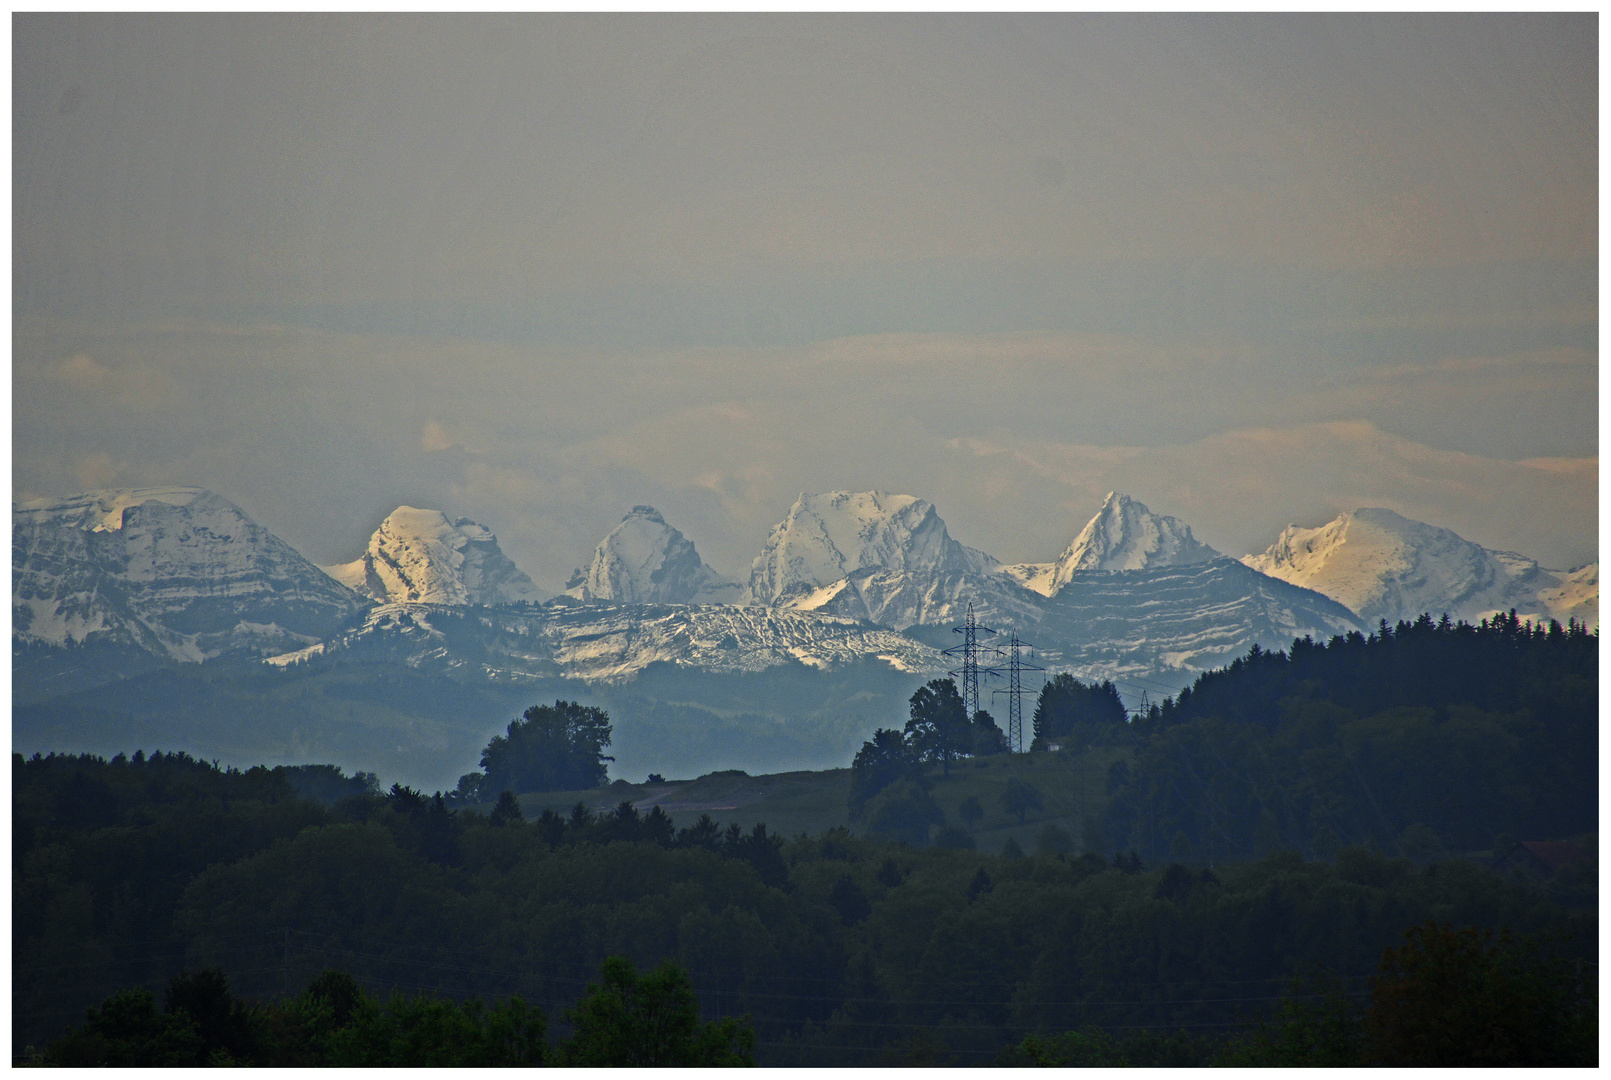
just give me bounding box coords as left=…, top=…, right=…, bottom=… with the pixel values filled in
left=11, top=15, right=1597, bottom=588
left=13, top=319, right=1597, bottom=582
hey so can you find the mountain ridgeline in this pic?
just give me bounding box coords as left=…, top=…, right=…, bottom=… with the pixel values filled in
left=1244, top=507, right=1596, bottom=628
left=12, top=485, right=1598, bottom=789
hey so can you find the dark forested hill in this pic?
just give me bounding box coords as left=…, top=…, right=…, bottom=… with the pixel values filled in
left=14, top=612, right=1596, bottom=1064
left=15, top=753, right=1596, bottom=1063
left=1100, top=613, right=1597, bottom=864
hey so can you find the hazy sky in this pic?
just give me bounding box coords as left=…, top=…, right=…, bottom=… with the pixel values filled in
left=14, top=14, right=1598, bottom=584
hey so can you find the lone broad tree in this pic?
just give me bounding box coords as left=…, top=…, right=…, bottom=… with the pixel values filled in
left=904, top=679, right=974, bottom=776
left=479, top=701, right=614, bottom=796
left=559, top=956, right=755, bottom=1066
left=999, top=776, right=1044, bottom=824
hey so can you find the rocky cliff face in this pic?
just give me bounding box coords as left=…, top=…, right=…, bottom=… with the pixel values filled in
left=565, top=506, right=741, bottom=605
left=1027, top=558, right=1365, bottom=685
left=1002, top=492, right=1220, bottom=596
left=775, top=565, right=1045, bottom=632
left=324, top=506, right=549, bottom=606
left=13, top=487, right=369, bottom=662
left=747, top=491, right=995, bottom=606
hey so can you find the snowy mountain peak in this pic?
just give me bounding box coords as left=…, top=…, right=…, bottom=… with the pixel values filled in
left=14, top=486, right=214, bottom=534
left=566, top=506, right=740, bottom=605
left=325, top=506, right=549, bottom=606
left=1050, top=492, right=1220, bottom=588
left=1243, top=508, right=1597, bottom=627
left=14, top=487, right=368, bottom=661
left=748, top=490, right=996, bottom=605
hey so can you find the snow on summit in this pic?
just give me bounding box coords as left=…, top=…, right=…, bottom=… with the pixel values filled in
left=1002, top=493, right=1220, bottom=596
left=1056, top=492, right=1221, bottom=579
left=13, top=487, right=366, bottom=660
left=15, top=486, right=212, bottom=533
left=747, top=490, right=996, bottom=605
left=565, top=505, right=741, bottom=605
left=324, top=506, right=549, bottom=606
left=1243, top=508, right=1598, bottom=628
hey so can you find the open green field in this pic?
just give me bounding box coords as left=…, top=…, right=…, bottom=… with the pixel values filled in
left=505, top=745, right=1132, bottom=853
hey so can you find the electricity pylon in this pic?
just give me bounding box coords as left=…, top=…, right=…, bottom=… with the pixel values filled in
left=944, top=602, right=1000, bottom=719
left=991, top=635, right=1044, bottom=753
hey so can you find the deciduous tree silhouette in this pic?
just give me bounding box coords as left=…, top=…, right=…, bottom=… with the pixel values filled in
left=1363, top=922, right=1596, bottom=1067
left=848, top=728, right=917, bottom=816
left=558, top=956, right=754, bottom=1066
left=479, top=701, right=614, bottom=796
left=866, top=780, right=945, bottom=846
left=999, top=776, right=1043, bottom=824
left=904, top=679, right=973, bottom=776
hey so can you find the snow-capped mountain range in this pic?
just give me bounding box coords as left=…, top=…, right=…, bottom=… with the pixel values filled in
left=267, top=598, right=942, bottom=685
left=1031, top=557, right=1361, bottom=679
left=13, top=486, right=1596, bottom=695
left=736, top=490, right=1362, bottom=681
left=14, top=484, right=1594, bottom=787
left=323, top=506, right=549, bottom=606
left=772, top=563, right=1044, bottom=632
left=749, top=491, right=1027, bottom=630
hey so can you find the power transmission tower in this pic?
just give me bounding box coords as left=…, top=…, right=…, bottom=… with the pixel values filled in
left=989, top=635, right=1045, bottom=753
left=944, top=602, right=1000, bottom=720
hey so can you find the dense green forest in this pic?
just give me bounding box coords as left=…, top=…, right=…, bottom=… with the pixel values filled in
left=14, top=613, right=1596, bottom=1065
left=1107, top=612, right=1597, bottom=862
left=37, top=956, right=755, bottom=1067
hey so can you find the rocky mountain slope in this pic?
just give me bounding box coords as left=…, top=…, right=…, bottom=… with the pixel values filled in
left=774, top=563, right=1045, bottom=631
left=1001, top=492, right=1221, bottom=596
left=747, top=491, right=996, bottom=606
left=1244, top=508, right=1598, bottom=628
left=565, top=505, right=741, bottom=605
left=748, top=489, right=1031, bottom=633
left=1026, top=558, right=1365, bottom=685
left=745, top=489, right=1369, bottom=684
left=323, top=506, right=549, bottom=606
left=266, top=597, right=947, bottom=685
left=13, top=487, right=370, bottom=663
left=1536, top=562, right=1598, bottom=627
